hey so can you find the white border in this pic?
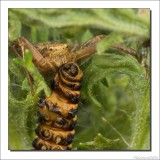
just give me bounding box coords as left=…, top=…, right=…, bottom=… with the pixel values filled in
left=1, top=1, right=159, bottom=160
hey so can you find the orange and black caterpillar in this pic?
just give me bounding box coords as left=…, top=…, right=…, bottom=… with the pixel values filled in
left=32, top=62, right=83, bottom=150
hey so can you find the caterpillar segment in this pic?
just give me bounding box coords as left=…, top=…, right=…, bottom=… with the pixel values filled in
left=33, top=62, right=83, bottom=150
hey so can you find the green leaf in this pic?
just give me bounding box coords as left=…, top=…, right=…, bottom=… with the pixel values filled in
left=96, top=33, right=123, bottom=55
left=77, top=133, right=119, bottom=150
left=129, top=83, right=150, bottom=150
left=22, top=78, right=30, bottom=91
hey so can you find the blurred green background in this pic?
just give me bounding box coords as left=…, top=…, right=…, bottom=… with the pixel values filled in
left=8, top=8, right=150, bottom=150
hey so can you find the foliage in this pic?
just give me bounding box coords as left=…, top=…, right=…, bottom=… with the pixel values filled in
left=8, top=8, right=150, bottom=150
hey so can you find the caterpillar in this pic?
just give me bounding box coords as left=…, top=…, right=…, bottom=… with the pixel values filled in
left=32, top=62, right=83, bottom=150
left=12, top=35, right=104, bottom=150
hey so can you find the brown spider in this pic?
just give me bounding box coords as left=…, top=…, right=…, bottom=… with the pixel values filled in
left=12, top=35, right=104, bottom=73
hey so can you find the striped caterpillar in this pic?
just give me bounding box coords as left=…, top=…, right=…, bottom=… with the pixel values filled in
left=33, top=62, right=83, bottom=150
left=12, top=35, right=104, bottom=150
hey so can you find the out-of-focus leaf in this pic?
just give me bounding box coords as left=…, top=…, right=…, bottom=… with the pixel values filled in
left=80, top=30, right=93, bottom=44
left=10, top=9, right=150, bottom=38
left=9, top=12, right=21, bottom=41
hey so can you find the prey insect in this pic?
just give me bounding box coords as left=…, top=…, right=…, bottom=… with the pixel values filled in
left=12, top=35, right=104, bottom=150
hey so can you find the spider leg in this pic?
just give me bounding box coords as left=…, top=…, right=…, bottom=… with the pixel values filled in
left=111, top=44, right=137, bottom=58
left=12, top=38, right=36, bottom=94
left=18, top=37, right=45, bottom=63
left=12, top=39, right=25, bottom=59
left=71, top=35, right=104, bottom=62
left=12, top=37, right=54, bottom=95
